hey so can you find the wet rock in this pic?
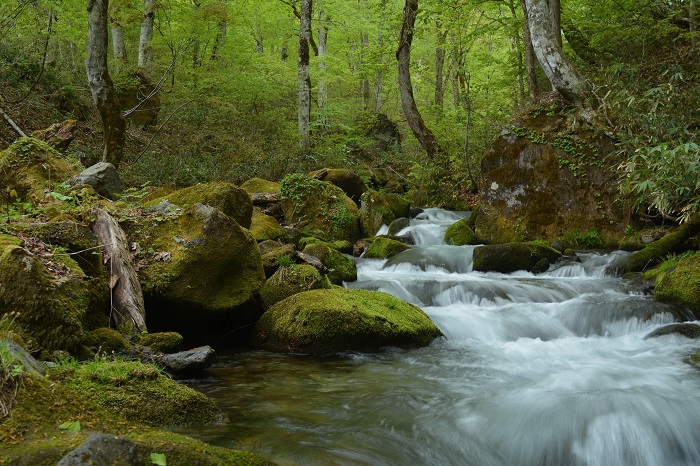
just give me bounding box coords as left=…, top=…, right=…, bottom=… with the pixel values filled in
left=302, top=243, right=357, bottom=285
left=473, top=242, right=562, bottom=274
left=364, top=237, right=411, bottom=259
left=71, top=162, right=124, bottom=199
left=444, top=219, right=479, bottom=246
left=159, top=346, right=217, bottom=374
left=361, top=190, right=396, bottom=237
left=259, top=264, right=332, bottom=308
left=644, top=323, right=700, bottom=339
left=253, top=288, right=442, bottom=355
left=388, top=217, right=411, bottom=236
left=58, top=434, right=140, bottom=466
left=655, top=253, right=700, bottom=313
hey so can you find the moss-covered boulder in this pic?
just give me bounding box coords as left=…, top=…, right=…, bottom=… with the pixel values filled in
left=473, top=242, right=562, bottom=274
left=136, top=331, right=183, bottom=353
left=280, top=173, right=360, bottom=242
left=0, top=372, right=272, bottom=465
left=644, top=323, right=700, bottom=339
left=127, top=204, right=265, bottom=326
left=308, top=168, right=368, bottom=203
left=382, top=193, right=411, bottom=219
left=654, top=253, right=700, bottom=313
left=0, top=138, right=81, bottom=205
left=0, top=234, right=108, bottom=352
left=302, top=243, right=357, bottom=285
left=474, top=103, right=627, bottom=244
left=253, top=288, right=443, bottom=354
left=387, top=217, right=411, bottom=236
left=249, top=207, right=285, bottom=241
left=444, top=219, right=479, bottom=246
left=364, top=237, right=411, bottom=259
left=145, top=182, right=253, bottom=229
left=259, top=264, right=332, bottom=308
left=360, top=190, right=397, bottom=236
left=298, top=237, right=354, bottom=254
left=260, top=243, right=296, bottom=277
left=81, top=328, right=132, bottom=353
left=239, top=178, right=280, bottom=195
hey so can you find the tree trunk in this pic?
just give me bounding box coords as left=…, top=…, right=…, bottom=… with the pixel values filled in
left=210, top=0, right=227, bottom=67
left=92, top=208, right=147, bottom=332
left=397, top=0, right=443, bottom=159
left=317, top=7, right=328, bottom=112
left=524, top=0, right=589, bottom=107
left=138, top=0, right=155, bottom=68
left=435, top=19, right=447, bottom=108
left=87, top=0, right=126, bottom=168
left=110, top=19, right=127, bottom=73
left=298, top=0, right=312, bottom=151
left=520, top=0, right=540, bottom=99
left=375, top=0, right=386, bottom=111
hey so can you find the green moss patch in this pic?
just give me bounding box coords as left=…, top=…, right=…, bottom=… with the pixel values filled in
left=655, top=252, right=700, bottom=313
left=302, top=243, right=357, bottom=285
left=259, top=264, right=332, bottom=308
left=444, top=219, right=479, bottom=246
left=364, top=237, right=410, bottom=259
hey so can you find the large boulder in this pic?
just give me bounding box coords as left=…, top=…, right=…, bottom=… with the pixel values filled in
left=239, top=178, right=280, bottom=195
left=364, top=237, right=411, bottom=259
left=115, top=71, right=160, bottom=128
left=654, top=253, right=700, bottom=314
left=473, top=242, right=562, bottom=274
left=309, top=168, right=368, bottom=203
left=444, top=219, right=479, bottom=246
left=280, top=173, right=360, bottom=241
left=302, top=243, right=357, bottom=285
left=145, top=182, right=253, bottom=228
left=259, top=264, right=332, bottom=308
left=250, top=207, right=285, bottom=242
left=474, top=104, right=626, bottom=244
left=128, top=204, right=265, bottom=326
left=252, top=288, right=443, bottom=354
left=31, top=119, right=80, bottom=152
left=70, top=162, right=124, bottom=199
left=360, top=190, right=396, bottom=236
left=0, top=234, right=108, bottom=352
left=58, top=434, right=141, bottom=466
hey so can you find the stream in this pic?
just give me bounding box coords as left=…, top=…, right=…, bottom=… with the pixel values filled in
left=177, top=208, right=700, bottom=466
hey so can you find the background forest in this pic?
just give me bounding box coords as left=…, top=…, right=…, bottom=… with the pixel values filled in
left=1, top=0, right=699, bottom=218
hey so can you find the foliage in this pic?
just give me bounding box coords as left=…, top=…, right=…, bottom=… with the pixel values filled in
left=562, top=228, right=604, bottom=249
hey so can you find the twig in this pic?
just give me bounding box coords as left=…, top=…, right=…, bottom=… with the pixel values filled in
left=0, top=105, right=27, bottom=138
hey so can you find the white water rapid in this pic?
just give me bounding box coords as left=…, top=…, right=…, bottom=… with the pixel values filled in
left=179, top=208, right=700, bottom=466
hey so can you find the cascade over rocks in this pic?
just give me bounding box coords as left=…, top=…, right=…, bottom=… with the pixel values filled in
left=474, top=104, right=626, bottom=244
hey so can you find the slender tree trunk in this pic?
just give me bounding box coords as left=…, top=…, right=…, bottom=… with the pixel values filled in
left=361, top=31, right=371, bottom=110
left=524, top=0, right=589, bottom=107
left=298, top=0, right=312, bottom=151
left=87, top=0, right=126, bottom=168
left=317, top=7, right=328, bottom=112
left=435, top=19, right=447, bottom=108
left=397, top=0, right=443, bottom=159
left=254, top=22, right=264, bottom=53
left=520, top=0, right=540, bottom=99
left=110, top=19, right=127, bottom=73
left=210, top=0, right=227, bottom=67
left=282, top=45, right=288, bottom=61
left=138, top=0, right=155, bottom=68
left=375, top=0, right=386, bottom=111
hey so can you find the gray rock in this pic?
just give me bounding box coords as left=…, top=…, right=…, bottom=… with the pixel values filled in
left=159, top=346, right=217, bottom=374
left=644, top=323, right=700, bottom=340
left=57, top=433, right=140, bottom=465
left=0, top=339, right=46, bottom=377
left=71, top=162, right=124, bottom=199
left=387, top=217, right=411, bottom=236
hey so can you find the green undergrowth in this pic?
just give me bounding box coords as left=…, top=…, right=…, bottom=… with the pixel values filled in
left=642, top=250, right=699, bottom=281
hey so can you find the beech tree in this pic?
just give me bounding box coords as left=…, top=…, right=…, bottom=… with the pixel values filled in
left=86, top=0, right=126, bottom=167
left=298, top=0, right=312, bottom=150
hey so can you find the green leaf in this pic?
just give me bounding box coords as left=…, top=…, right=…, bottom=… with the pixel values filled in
left=151, top=453, right=167, bottom=465
left=59, top=421, right=81, bottom=433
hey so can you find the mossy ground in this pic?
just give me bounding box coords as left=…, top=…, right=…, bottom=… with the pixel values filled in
left=254, top=288, right=443, bottom=354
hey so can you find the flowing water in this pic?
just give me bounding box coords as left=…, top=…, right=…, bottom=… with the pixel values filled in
left=177, top=208, right=700, bottom=466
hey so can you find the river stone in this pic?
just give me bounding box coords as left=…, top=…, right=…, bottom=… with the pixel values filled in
left=360, top=190, right=396, bottom=237
left=444, top=219, right=479, bottom=246
left=130, top=203, right=265, bottom=325
left=302, top=243, right=357, bottom=285
left=250, top=207, right=285, bottom=242
left=364, top=237, right=411, bottom=259
left=253, top=288, right=443, bottom=354
left=654, top=253, right=700, bottom=313
left=473, top=242, right=562, bottom=274
left=309, top=168, right=367, bottom=203
left=57, top=434, right=141, bottom=466
left=644, top=323, right=700, bottom=339
left=71, top=162, right=124, bottom=199
left=259, top=264, right=332, bottom=308
left=159, top=346, right=217, bottom=374
left=388, top=217, right=411, bottom=236
left=474, top=104, right=626, bottom=244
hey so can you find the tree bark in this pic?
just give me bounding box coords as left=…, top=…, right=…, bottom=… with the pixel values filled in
left=521, top=0, right=540, bottom=99
left=317, top=7, right=328, bottom=112
left=435, top=19, right=447, bottom=108
left=92, top=208, right=147, bottom=332
left=397, top=0, right=443, bottom=159
left=110, top=19, right=127, bottom=73
left=298, top=0, right=312, bottom=151
left=87, top=0, right=126, bottom=168
left=138, top=0, right=155, bottom=68
left=375, top=0, right=386, bottom=111
left=524, top=0, right=589, bottom=107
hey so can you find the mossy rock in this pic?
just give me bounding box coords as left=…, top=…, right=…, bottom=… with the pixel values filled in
left=0, top=234, right=108, bottom=353
left=387, top=217, right=411, bottom=236
left=655, top=253, right=700, bottom=313
left=280, top=173, right=360, bottom=242
left=473, top=241, right=562, bottom=274
left=364, top=237, right=411, bottom=259
left=260, top=243, right=296, bottom=278
left=644, top=323, right=700, bottom=339
left=0, top=373, right=271, bottom=465
left=259, top=264, right=332, bottom=308
left=128, top=204, right=265, bottom=324
left=444, top=219, right=479, bottom=246
left=81, top=328, right=132, bottom=353
left=302, top=243, right=357, bottom=285
left=298, top=237, right=354, bottom=254
left=50, top=360, right=224, bottom=427
left=308, top=168, right=367, bottom=202
left=253, top=288, right=443, bottom=354
left=0, top=137, right=81, bottom=205
left=136, top=331, right=183, bottom=353
left=250, top=207, right=285, bottom=241
left=145, top=182, right=253, bottom=229
left=239, top=177, right=280, bottom=195
left=360, top=190, right=396, bottom=237
left=382, top=193, right=411, bottom=219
